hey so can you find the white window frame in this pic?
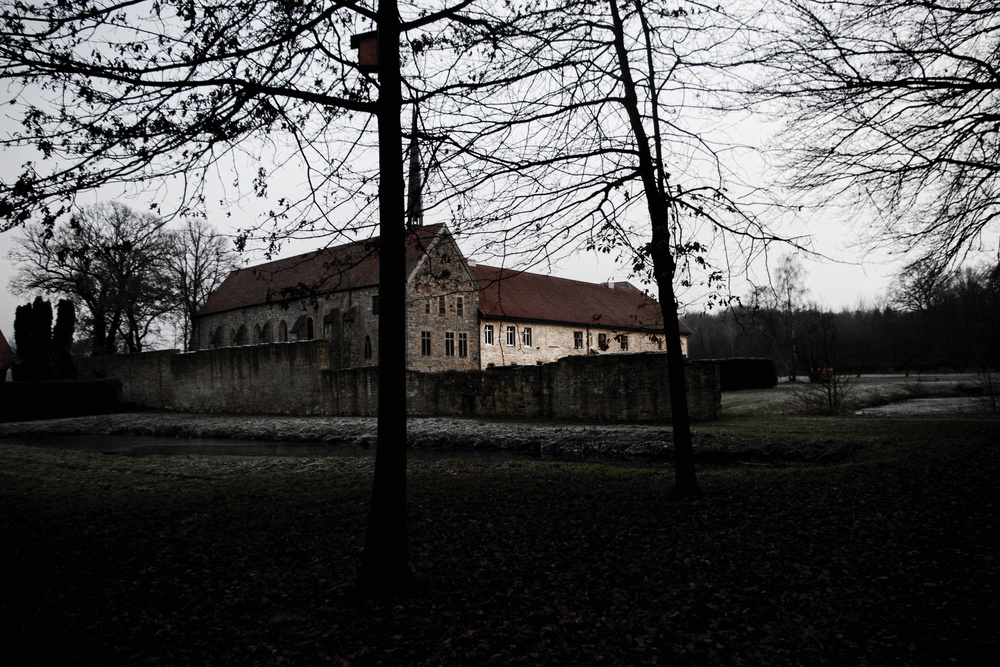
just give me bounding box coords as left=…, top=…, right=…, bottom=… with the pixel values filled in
left=484, top=324, right=494, bottom=345
left=506, top=325, right=516, bottom=347
left=523, top=327, right=532, bottom=347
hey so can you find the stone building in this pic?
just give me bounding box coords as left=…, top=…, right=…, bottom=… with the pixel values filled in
left=196, top=224, right=690, bottom=371
left=472, top=263, right=689, bottom=367
left=197, top=224, right=481, bottom=373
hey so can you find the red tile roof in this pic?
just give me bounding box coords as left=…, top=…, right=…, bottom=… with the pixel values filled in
left=0, top=328, right=13, bottom=370
left=471, top=264, right=691, bottom=335
left=199, top=224, right=447, bottom=316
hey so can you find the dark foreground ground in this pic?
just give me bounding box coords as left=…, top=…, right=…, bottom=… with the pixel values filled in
left=2, top=407, right=998, bottom=666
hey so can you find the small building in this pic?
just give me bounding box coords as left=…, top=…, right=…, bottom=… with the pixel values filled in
left=0, top=328, right=13, bottom=381
left=195, top=224, right=690, bottom=371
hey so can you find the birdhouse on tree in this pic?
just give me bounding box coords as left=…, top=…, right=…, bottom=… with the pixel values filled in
left=350, top=31, right=378, bottom=73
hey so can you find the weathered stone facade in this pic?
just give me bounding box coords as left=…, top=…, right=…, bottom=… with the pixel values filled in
left=404, top=232, right=481, bottom=373
left=478, top=319, right=684, bottom=368
left=196, top=224, right=691, bottom=374
left=81, top=343, right=720, bottom=422
left=196, top=224, right=481, bottom=373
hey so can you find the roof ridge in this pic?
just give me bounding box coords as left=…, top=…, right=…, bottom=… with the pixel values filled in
left=236, top=222, right=447, bottom=274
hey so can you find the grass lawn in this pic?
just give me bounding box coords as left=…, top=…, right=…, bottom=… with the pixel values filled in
left=1, top=404, right=997, bottom=665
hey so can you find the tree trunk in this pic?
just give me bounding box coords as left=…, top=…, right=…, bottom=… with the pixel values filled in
left=608, top=0, right=699, bottom=498
left=359, top=0, right=409, bottom=589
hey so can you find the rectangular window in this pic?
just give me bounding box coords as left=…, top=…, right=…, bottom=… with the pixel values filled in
left=425, top=300, right=431, bottom=314
left=620, top=334, right=629, bottom=351
left=598, top=333, right=607, bottom=350
left=506, top=325, right=516, bottom=347
left=438, top=295, right=446, bottom=315
left=372, top=295, right=380, bottom=315
left=484, top=324, right=494, bottom=345
left=445, top=332, right=455, bottom=357
left=573, top=331, right=583, bottom=349
left=420, top=331, right=431, bottom=356
left=523, top=327, right=532, bottom=347
left=458, top=332, right=468, bottom=357
left=456, top=296, right=464, bottom=317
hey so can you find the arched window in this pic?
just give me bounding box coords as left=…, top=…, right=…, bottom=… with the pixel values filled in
left=253, top=323, right=261, bottom=344
left=230, top=328, right=237, bottom=347
left=278, top=320, right=288, bottom=342
left=364, top=335, right=373, bottom=360
left=261, top=321, right=272, bottom=344
left=235, top=324, right=248, bottom=346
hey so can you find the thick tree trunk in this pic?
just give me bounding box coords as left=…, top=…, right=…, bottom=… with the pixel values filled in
left=359, top=0, right=410, bottom=589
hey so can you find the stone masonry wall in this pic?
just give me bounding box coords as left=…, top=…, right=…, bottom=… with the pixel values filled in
left=82, top=342, right=336, bottom=415
left=83, top=344, right=719, bottom=421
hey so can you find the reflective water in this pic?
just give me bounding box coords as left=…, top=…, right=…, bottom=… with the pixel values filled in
left=4, top=434, right=530, bottom=462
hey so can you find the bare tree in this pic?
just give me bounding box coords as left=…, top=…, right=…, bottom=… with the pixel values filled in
left=748, top=254, right=809, bottom=380
left=420, top=0, right=784, bottom=497
left=10, top=202, right=175, bottom=355
left=760, top=0, right=1000, bottom=275
left=0, top=0, right=536, bottom=590
left=166, top=218, right=240, bottom=352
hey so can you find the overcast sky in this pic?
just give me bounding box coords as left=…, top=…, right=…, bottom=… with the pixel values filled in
left=0, top=188, right=902, bottom=348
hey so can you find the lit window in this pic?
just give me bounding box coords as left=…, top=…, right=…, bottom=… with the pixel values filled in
left=620, top=334, right=628, bottom=351
left=438, top=295, right=446, bottom=315
left=523, top=327, right=532, bottom=347
left=458, top=332, right=468, bottom=357
left=445, top=332, right=455, bottom=357
left=484, top=325, right=494, bottom=345
left=421, top=331, right=431, bottom=356
left=506, top=326, right=516, bottom=347
left=457, top=296, right=464, bottom=317
left=573, top=331, right=583, bottom=349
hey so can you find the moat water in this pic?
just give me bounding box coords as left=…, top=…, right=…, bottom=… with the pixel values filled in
left=5, top=434, right=530, bottom=462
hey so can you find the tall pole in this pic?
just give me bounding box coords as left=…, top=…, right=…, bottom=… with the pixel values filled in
left=359, top=0, right=409, bottom=588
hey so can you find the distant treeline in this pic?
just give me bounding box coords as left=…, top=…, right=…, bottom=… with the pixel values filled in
left=686, top=264, right=1000, bottom=378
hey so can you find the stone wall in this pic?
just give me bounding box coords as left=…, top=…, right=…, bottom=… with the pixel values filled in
left=408, top=353, right=719, bottom=421
left=83, top=343, right=720, bottom=422
left=81, top=342, right=336, bottom=415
